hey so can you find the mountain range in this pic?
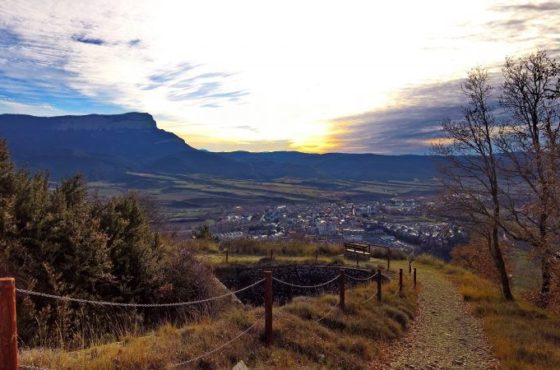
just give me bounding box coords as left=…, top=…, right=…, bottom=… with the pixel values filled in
left=0, top=112, right=440, bottom=183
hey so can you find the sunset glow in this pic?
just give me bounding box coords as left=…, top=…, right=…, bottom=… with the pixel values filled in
left=1, top=0, right=558, bottom=153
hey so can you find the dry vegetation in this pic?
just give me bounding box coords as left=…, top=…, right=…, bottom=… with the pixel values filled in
left=20, top=277, right=416, bottom=369
left=416, top=255, right=560, bottom=370
left=186, top=238, right=407, bottom=267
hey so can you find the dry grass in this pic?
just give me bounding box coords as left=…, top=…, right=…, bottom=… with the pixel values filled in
left=200, top=253, right=342, bottom=266
left=417, top=254, right=560, bottom=370
left=20, top=278, right=416, bottom=369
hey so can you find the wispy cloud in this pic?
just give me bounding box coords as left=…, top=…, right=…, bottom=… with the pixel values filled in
left=0, top=0, right=559, bottom=153
left=328, top=80, right=465, bottom=154
left=72, top=34, right=106, bottom=46
left=0, top=0, right=248, bottom=118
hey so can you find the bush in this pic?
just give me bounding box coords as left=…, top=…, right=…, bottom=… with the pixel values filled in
left=0, top=140, right=217, bottom=348
left=450, top=235, right=511, bottom=284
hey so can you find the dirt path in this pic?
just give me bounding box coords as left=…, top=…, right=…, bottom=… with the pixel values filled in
left=375, top=268, right=498, bottom=370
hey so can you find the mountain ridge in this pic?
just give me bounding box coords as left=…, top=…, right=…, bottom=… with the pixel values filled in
left=0, top=112, right=440, bottom=182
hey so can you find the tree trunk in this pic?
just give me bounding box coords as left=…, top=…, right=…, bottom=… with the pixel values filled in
left=490, top=223, right=514, bottom=300
left=538, top=213, right=551, bottom=307
left=539, top=253, right=552, bottom=307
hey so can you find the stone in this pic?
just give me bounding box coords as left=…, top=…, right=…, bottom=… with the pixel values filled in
left=232, top=360, right=249, bottom=370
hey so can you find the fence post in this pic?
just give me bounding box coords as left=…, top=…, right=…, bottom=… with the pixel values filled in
left=339, top=269, right=345, bottom=311
left=356, top=252, right=359, bottom=267
left=386, top=248, right=391, bottom=271
left=225, top=249, right=229, bottom=264
left=376, top=269, right=382, bottom=302
left=0, top=278, right=18, bottom=370
left=264, top=271, right=273, bottom=346
left=413, top=268, right=417, bottom=289
left=408, top=260, right=412, bottom=274
left=399, top=268, right=403, bottom=293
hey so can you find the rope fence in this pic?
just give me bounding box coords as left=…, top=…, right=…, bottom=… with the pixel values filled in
left=3, top=266, right=418, bottom=370
left=15, top=279, right=264, bottom=308
left=272, top=274, right=340, bottom=289
left=346, top=273, right=378, bottom=282
left=167, top=320, right=260, bottom=368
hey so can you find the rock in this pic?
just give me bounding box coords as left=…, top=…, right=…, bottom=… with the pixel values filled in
left=232, top=360, right=249, bottom=370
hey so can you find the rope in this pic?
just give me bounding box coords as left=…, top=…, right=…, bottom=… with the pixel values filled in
left=167, top=321, right=258, bottom=368
left=15, top=279, right=265, bottom=308
left=346, top=273, right=377, bottom=282
left=272, top=275, right=340, bottom=289
left=315, top=304, right=338, bottom=322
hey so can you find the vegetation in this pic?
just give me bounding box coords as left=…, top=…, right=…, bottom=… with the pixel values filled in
left=418, top=254, right=560, bottom=369
left=219, top=238, right=344, bottom=257
left=437, top=67, right=513, bottom=300
left=20, top=276, right=416, bottom=369
left=0, top=140, right=219, bottom=348
left=438, top=50, right=560, bottom=306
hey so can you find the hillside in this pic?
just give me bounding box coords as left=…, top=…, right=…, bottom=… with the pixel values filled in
left=0, top=112, right=254, bottom=180
left=0, top=113, right=440, bottom=183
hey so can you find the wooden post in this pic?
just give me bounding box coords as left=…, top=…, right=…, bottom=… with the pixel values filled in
left=339, top=269, right=346, bottom=311
left=0, top=278, right=18, bottom=370
left=376, top=269, right=382, bottom=302
left=225, top=249, right=229, bottom=264
left=399, top=268, right=403, bottom=293
left=356, top=252, right=359, bottom=267
left=386, top=248, right=391, bottom=271
left=408, top=260, right=412, bottom=274
left=413, top=268, right=417, bottom=289
left=264, top=271, right=273, bottom=346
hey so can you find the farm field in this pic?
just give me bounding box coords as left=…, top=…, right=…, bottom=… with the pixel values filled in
left=88, top=172, right=439, bottom=225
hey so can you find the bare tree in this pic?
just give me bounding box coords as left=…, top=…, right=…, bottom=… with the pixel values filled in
left=497, top=50, right=560, bottom=307
left=437, top=68, right=514, bottom=300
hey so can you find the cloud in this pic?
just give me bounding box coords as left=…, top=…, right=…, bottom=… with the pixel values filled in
left=72, top=34, right=106, bottom=45
left=128, top=39, right=141, bottom=47
left=0, top=99, right=65, bottom=116
left=0, top=0, right=559, bottom=153
left=0, top=0, right=248, bottom=119
left=329, top=80, right=466, bottom=154
left=481, top=0, right=560, bottom=48
left=494, top=1, right=560, bottom=12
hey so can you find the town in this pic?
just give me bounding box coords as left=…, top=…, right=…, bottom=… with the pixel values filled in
left=210, top=196, right=466, bottom=257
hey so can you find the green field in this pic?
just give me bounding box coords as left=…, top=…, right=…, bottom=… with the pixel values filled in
left=88, top=172, right=439, bottom=223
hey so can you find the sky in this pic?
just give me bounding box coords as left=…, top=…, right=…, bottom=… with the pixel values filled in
left=0, top=1, right=559, bottom=154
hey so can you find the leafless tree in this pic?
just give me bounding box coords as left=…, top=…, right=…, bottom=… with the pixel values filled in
left=436, top=68, right=514, bottom=300
left=497, top=50, right=560, bottom=307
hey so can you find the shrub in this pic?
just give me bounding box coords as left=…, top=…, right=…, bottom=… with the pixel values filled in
left=0, top=140, right=217, bottom=348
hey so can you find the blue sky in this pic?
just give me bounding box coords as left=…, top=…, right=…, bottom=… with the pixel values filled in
left=0, top=0, right=559, bottom=153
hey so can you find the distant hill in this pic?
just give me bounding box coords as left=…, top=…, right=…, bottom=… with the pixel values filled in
left=0, top=112, right=440, bottom=183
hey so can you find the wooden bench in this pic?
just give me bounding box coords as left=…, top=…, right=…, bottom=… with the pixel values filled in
left=344, top=242, right=371, bottom=261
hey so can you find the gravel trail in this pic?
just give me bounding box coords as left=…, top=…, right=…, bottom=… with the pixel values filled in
left=373, top=268, right=498, bottom=370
